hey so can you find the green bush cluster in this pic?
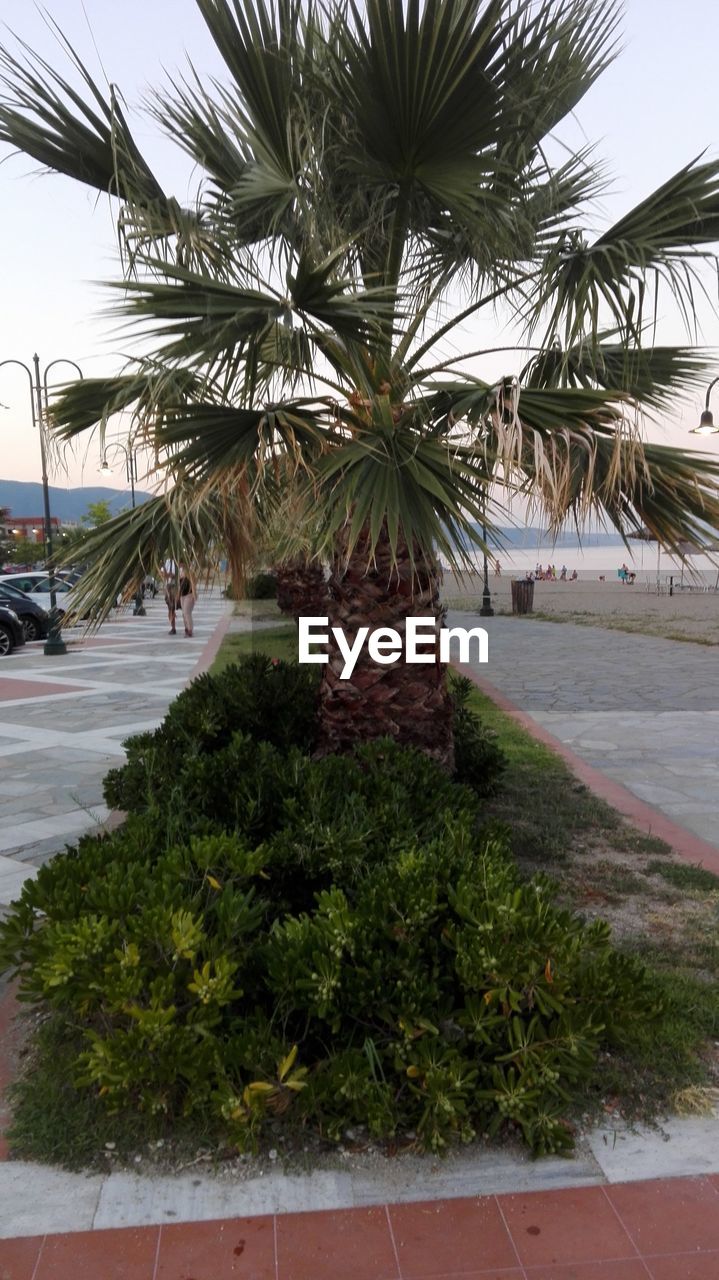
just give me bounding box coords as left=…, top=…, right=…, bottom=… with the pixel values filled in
left=450, top=675, right=506, bottom=795
left=103, top=655, right=319, bottom=814
left=246, top=571, right=278, bottom=599
left=0, top=659, right=659, bottom=1157
left=104, top=660, right=504, bottom=816
left=222, top=571, right=277, bottom=600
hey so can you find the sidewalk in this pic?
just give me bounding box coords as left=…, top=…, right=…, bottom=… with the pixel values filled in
left=0, top=591, right=230, bottom=909
left=3, top=1177, right=719, bottom=1277
left=451, top=612, right=719, bottom=865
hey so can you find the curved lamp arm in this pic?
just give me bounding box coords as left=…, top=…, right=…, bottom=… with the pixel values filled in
left=705, top=376, right=719, bottom=411
left=691, top=375, right=719, bottom=435
left=0, top=358, right=36, bottom=427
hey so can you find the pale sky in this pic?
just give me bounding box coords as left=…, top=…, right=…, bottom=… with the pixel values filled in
left=1, top=0, right=718, bottom=494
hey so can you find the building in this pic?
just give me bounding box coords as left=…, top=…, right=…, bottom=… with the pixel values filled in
left=5, top=516, right=61, bottom=544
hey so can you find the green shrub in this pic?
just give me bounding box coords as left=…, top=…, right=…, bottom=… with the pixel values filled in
left=246, top=571, right=277, bottom=599
left=0, top=741, right=659, bottom=1157
left=103, top=655, right=319, bottom=813
left=104, top=657, right=506, bottom=818
left=450, top=675, right=506, bottom=795
left=0, top=654, right=658, bottom=1160
left=223, top=572, right=277, bottom=600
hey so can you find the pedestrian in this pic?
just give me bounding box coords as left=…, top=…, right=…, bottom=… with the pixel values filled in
left=164, top=574, right=178, bottom=635
left=494, top=558, right=501, bottom=576
left=178, top=565, right=196, bottom=636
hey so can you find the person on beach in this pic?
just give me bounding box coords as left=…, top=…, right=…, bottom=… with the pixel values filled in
left=494, top=558, right=501, bottom=576
left=570, top=568, right=578, bottom=581
left=560, top=565, right=567, bottom=580
left=178, top=565, right=196, bottom=636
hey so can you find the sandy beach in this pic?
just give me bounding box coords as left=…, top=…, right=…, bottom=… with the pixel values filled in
left=443, top=570, right=719, bottom=644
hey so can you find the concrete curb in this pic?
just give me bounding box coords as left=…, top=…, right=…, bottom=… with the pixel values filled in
left=1, top=1111, right=719, bottom=1238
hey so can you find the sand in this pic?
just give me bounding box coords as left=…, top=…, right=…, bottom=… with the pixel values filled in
left=443, top=571, right=719, bottom=644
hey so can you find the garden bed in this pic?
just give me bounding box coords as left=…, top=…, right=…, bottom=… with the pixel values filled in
left=1, top=620, right=717, bottom=1172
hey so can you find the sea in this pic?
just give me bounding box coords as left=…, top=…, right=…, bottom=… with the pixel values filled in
left=443, top=540, right=719, bottom=586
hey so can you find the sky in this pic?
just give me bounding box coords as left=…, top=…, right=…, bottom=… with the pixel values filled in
left=1, top=0, right=718, bottom=496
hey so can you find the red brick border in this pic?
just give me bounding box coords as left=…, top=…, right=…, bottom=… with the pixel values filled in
left=188, top=603, right=233, bottom=680
left=458, top=663, right=719, bottom=876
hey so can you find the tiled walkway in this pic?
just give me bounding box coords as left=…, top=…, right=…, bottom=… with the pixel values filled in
left=450, top=613, right=719, bottom=856
left=3, top=1178, right=719, bottom=1278
left=0, top=592, right=230, bottom=909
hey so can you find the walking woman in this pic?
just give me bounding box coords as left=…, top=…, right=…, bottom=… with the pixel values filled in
left=178, top=565, right=196, bottom=637
left=164, top=576, right=178, bottom=635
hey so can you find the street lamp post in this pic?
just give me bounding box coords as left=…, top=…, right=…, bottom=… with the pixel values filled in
left=99, top=441, right=145, bottom=616
left=691, top=376, right=719, bottom=435
left=479, top=482, right=494, bottom=618
left=0, top=354, right=82, bottom=655
left=100, top=440, right=138, bottom=507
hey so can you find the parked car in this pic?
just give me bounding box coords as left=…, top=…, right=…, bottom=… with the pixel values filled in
left=0, top=574, right=77, bottom=620
left=0, top=571, right=51, bottom=594
left=0, top=604, right=26, bottom=656
left=0, top=584, right=51, bottom=641
left=25, top=576, right=79, bottom=614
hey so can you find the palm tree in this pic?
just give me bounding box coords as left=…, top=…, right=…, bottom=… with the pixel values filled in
left=254, top=470, right=330, bottom=622
left=3, top=0, right=719, bottom=766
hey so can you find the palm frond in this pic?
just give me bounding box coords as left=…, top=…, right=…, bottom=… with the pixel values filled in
left=0, top=26, right=165, bottom=206
left=106, top=256, right=394, bottom=379
left=195, top=0, right=311, bottom=176
left=492, top=0, right=620, bottom=163
left=49, top=367, right=207, bottom=441
left=153, top=400, right=331, bottom=477
left=60, top=481, right=243, bottom=627
left=528, top=158, right=719, bottom=345
left=521, top=339, right=716, bottom=410
left=423, top=375, right=719, bottom=546
left=315, top=418, right=493, bottom=572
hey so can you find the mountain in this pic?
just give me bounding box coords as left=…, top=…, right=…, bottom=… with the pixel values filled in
left=466, top=522, right=624, bottom=549
left=0, top=479, right=152, bottom=522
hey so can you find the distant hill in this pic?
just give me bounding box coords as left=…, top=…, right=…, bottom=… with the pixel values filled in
left=466, top=522, right=624, bottom=549
left=0, top=478, right=153, bottom=522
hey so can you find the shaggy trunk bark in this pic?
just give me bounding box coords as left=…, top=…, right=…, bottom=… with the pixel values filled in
left=317, top=521, right=454, bottom=768
left=274, top=558, right=328, bottom=622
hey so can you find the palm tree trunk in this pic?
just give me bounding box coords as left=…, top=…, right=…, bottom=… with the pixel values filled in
left=274, top=557, right=328, bottom=622
left=317, top=521, right=454, bottom=768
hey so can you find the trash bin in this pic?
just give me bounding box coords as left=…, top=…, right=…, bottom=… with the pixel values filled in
left=511, top=578, right=534, bottom=615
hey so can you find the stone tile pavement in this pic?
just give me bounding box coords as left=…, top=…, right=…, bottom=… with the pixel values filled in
left=450, top=613, right=719, bottom=851
left=0, top=590, right=231, bottom=909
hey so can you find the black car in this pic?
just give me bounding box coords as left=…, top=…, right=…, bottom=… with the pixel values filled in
left=0, top=604, right=26, bottom=656
left=0, top=584, right=51, bottom=641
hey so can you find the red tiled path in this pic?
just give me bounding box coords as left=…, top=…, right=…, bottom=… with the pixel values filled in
left=3, top=1179, right=719, bottom=1279
left=0, top=678, right=89, bottom=701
